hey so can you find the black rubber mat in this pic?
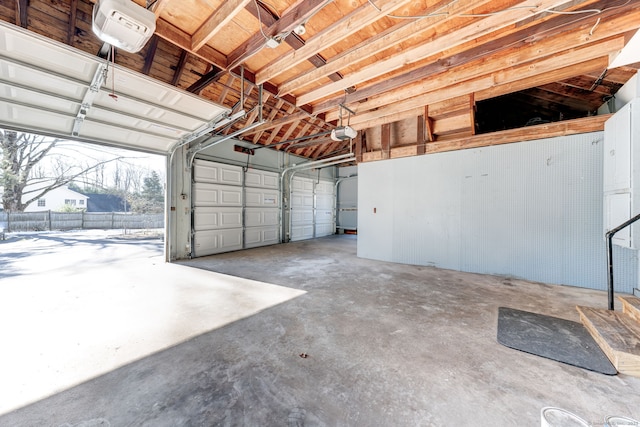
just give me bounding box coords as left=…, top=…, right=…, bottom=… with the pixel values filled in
left=497, top=307, right=617, bottom=375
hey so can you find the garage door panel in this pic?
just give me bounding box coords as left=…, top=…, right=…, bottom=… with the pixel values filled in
left=0, top=86, right=79, bottom=116
left=1, top=29, right=96, bottom=82
left=291, top=209, right=314, bottom=224
left=194, top=207, right=243, bottom=231
left=0, top=103, right=76, bottom=134
left=193, top=182, right=242, bottom=207
left=315, top=209, right=334, bottom=224
left=245, top=227, right=279, bottom=248
left=315, top=223, right=335, bottom=237
left=291, top=225, right=314, bottom=241
left=245, top=188, right=279, bottom=208
left=316, top=181, right=334, bottom=194
left=292, top=177, right=314, bottom=192
left=193, top=160, right=243, bottom=185
left=291, top=193, right=313, bottom=209
left=1, top=61, right=87, bottom=100
left=0, top=22, right=230, bottom=154
left=80, top=121, right=175, bottom=151
left=193, top=228, right=243, bottom=257
left=245, top=208, right=278, bottom=227
left=245, top=169, right=278, bottom=189
left=316, top=194, right=334, bottom=210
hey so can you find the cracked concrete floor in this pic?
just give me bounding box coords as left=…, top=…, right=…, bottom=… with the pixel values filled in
left=1, top=232, right=639, bottom=426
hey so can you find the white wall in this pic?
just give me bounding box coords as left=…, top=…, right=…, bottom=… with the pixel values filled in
left=358, top=132, right=637, bottom=292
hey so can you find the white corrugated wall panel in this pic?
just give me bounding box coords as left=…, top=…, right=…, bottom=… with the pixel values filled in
left=358, top=132, right=637, bottom=292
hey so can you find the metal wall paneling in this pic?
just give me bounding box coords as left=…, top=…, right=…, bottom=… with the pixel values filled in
left=358, top=132, right=638, bottom=292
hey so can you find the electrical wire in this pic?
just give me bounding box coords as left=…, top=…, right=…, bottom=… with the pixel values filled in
left=366, top=0, right=631, bottom=21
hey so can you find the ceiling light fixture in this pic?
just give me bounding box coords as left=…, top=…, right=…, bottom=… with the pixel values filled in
left=265, top=36, right=282, bottom=48
left=293, top=23, right=306, bottom=35
left=92, top=0, right=156, bottom=53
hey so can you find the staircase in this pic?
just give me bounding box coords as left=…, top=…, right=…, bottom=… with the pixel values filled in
left=577, top=295, right=640, bottom=377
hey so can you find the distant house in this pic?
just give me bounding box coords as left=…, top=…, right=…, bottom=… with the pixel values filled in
left=23, top=184, right=89, bottom=212
left=83, top=193, right=129, bottom=212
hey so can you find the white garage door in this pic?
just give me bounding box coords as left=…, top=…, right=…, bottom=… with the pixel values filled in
left=290, top=177, right=336, bottom=242
left=245, top=168, right=280, bottom=249
left=0, top=22, right=229, bottom=154
left=290, top=177, right=315, bottom=241
left=315, top=180, right=336, bottom=238
left=192, top=160, right=280, bottom=256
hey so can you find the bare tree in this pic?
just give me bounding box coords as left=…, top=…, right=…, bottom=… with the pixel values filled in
left=0, top=130, right=123, bottom=212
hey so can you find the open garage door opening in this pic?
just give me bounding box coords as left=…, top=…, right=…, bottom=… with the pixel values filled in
left=0, top=129, right=166, bottom=239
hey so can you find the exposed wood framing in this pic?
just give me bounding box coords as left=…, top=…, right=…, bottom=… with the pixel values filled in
left=67, top=0, right=78, bottom=46
left=381, top=123, right=391, bottom=160
left=255, top=0, right=415, bottom=85
left=228, top=0, right=328, bottom=69
left=142, top=35, right=159, bottom=75
left=16, top=0, right=28, bottom=28
left=171, top=50, right=189, bottom=86
left=361, top=115, right=610, bottom=162
left=191, top=0, right=252, bottom=52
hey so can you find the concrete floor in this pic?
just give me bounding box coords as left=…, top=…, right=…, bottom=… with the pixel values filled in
left=1, top=232, right=639, bottom=426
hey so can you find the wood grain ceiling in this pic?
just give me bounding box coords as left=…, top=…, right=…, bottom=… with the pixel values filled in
left=1, top=0, right=639, bottom=162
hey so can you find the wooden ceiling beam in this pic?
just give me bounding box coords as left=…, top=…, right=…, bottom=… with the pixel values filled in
left=67, top=0, right=78, bottom=46
left=324, top=3, right=640, bottom=123
left=277, top=0, right=490, bottom=96
left=296, top=0, right=582, bottom=106
left=152, top=0, right=170, bottom=18
left=243, top=111, right=315, bottom=135
left=171, top=50, right=189, bottom=86
left=255, top=0, right=415, bottom=85
left=347, top=40, right=616, bottom=131
left=16, top=0, right=28, bottom=28
left=253, top=99, right=285, bottom=143
left=191, top=0, right=252, bottom=52
left=264, top=104, right=297, bottom=146
left=313, top=0, right=623, bottom=115
left=227, top=0, right=329, bottom=70
left=187, top=67, right=225, bottom=93
left=361, top=115, right=610, bottom=162
left=155, top=18, right=227, bottom=69
left=142, top=35, right=159, bottom=75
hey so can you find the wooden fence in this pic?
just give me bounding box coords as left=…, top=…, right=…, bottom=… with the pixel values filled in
left=0, top=211, right=164, bottom=232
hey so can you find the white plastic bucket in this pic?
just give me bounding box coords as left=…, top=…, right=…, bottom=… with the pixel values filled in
left=541, top=407, right=590, bottom=427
